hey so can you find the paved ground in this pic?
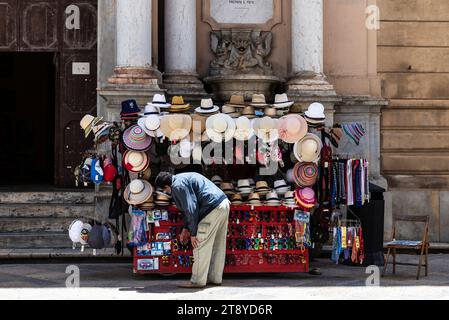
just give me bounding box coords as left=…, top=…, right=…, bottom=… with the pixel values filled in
left=0, top=254, right=448, bottom=299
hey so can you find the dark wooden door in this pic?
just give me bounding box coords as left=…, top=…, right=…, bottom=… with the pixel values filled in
left=0, top=0, right=97, bottom=186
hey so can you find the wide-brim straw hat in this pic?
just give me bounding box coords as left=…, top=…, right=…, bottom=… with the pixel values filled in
left=293, top=162, right=319, bottom=188
left=196, top=98, right=220, bottom=114
left=80, top=115, right=103, bottom=138
left=278, top=114, right=308, bottom=144
left=293, top=133, right=323, bottom=163
left=206, top=113, right=236, bottom=143
left=138, top=115, right=164, bottom=138
left=124, top=180, right=153, bottom=206
left=272, top=93, right=294, bottom=109
left=294, top=188, right=317, bottom=209
left=234, top=116, right=255, bottom=141
left=160, top=114, right=192, bottom=141
left=123, top=150, right=150, bottom=173
left=252, top=117, right=279, bottom=143
left=122, top=125, right=153, bottom=151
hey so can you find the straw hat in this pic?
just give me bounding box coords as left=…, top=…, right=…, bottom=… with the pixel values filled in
left=237, top=179, right=253, bottom=195
left=92, top=122, right=112, bottom=142
left=195, top=98, right=220, bottom=114
left=247, top=192, right=262, bottom=205
left=211, top=175, right=222, bottom=186
left=252, top=117, right=279, bottom=143
left=293, top=133, right=322, bottom=163
left=234, top=116, right=254, bottom=141
left=272, top=93, right=294, bottom=109
left=123, top=150, right=150, bottom=173
left=264, top=107, right=278, bottom=118
left=80, top=114, right=103, bottom=138
left=250, top=94, right=268, bottom=108
left=168, top=140, right=193, bottom=160
left=124, top=180, right=153, bottom=205
left=283, top=191, right=297, bottom=207
left=122, top=125, right=153, bottom=151
left=154, top=192, right=171, bottom=207
left=230, top=193, right=244, bottom=205
left=222, top=105, right=242, bottom=118
left=224, top=95, right=246, bottom=108
left=241, top=106, right=257, bottom=119
left=293, top=162, right=319, bottom=188
left=278, top=114, right=308, bottom=144
left=160, top=114, right=192, bottom=141
left=255, top=181, right=271, bottom=196
left=294, top=188, right=317, bottom=209
left=206, top=113, right=236, bottom=143
left=169, top=96, right=190, bottom=113
left=148, top=94, right=171, bottom=109
left=273, top=179, right=291, bottom=195
left=138, top=105, right=164, bottom=138
left=265, top=191, right=281, bottom=206
left=220, top=182, right=235, bottom=196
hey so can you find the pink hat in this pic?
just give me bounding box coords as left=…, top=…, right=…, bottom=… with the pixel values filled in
left=294, top=188, right=317, bottom=209
left=278, top=114, right=308, bottom=144
left=122, top=125, right=152, bottom=151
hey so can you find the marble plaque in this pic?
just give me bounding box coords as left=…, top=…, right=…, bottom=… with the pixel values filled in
left=202, top=0, right=282, bottom=30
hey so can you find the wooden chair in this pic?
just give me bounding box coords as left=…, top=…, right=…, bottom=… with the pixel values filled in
left=383, top=215, right=430, bottom=280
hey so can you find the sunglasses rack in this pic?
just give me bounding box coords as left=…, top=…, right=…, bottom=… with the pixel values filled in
left=133, top=205, right=309, bottom=274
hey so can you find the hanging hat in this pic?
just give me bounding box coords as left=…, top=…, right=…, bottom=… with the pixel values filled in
left=80, top=223, right=92, bottom=246
left=220, top=182, right=235, bottom=196
left=154, top=192, right=171, bottom=207
left=195, top=98, right=220, bottom=114
left=241, top=106, right=256, bottom=119
left=211, top=175, right=223, bottom=186
left=293, top=162, right=319, bottom=188
left=234, top=116, right=254, bottom=141
left=250, top=94, right=268, bottom=108
left=305, top=102, right=326, bottom=120
left=103, top=157, right=118, bottom=182
left=121, top=99, right=141, bottom=116
left=168, top=140, right=193, bottom=160
left=91, top=158, right=104, bottom=185
left=148, top=94, right=171, bottom=109
left=224, top=95, right=246, bottom=108
left=293, top=133, right=322, bottom=163
left=342, top=123, right=366, bottom=146
left=169, top=96, right=190, bottom=113
left=294, top=188, right=317, bottom=209
left=68, top=220, right=84, bottom=243
left=123, top=150, right=150, bottom=173
left=265, top=191, right=281, bottom=206
left=252, top=117, right=279, bottom=143
left=230, top=193, right=244, bottom=205
left=247, top=192, right=262, bottom=205
left=124, top=180, right=153, bottom=205
left=80, top=114, right=103, bottom=138
left=160, top=114, right=192, bottom=141
left=222, top=105, right=242, bottom=119
left=92, top=122, right=112, bottom=140
left=123, top=125, right=153, bottom=151
left=278, top=114, right=308, bottom=144
left=272, top=93, right=294, bottom=109
left=273, top=179, right=291, bottom=195
left=138, top=114, right=164, bottom=138
left=206, top=113, right=236, bottom=143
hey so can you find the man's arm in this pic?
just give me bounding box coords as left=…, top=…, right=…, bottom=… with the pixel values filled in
left=172, top=185, right=200, bottom=236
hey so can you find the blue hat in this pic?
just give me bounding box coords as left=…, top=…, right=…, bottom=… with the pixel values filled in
left=91, top=158, right=104, bottom=185
left=121, top=99, right=141, bottom=115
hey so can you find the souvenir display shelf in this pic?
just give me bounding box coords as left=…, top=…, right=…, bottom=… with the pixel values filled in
left=133, top=205, right=309, bottom=274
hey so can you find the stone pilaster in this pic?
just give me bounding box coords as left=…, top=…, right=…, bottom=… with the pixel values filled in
left=163, top=0, right=206, bottom=100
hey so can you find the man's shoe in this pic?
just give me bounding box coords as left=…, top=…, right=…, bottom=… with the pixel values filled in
left=178, top=282, right=207, bottom=289
left=207, top=282, right=222, bottom=287
left=309, top=268, right=322, bottom=276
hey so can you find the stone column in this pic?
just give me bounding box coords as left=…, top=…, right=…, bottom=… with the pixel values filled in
left=108, top=0, right=161, bottom=88
left=163, top=0, right=206, bottom=99
left=288, top=0, right=338, bottom=122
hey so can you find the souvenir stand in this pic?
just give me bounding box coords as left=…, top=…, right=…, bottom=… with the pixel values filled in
left=76, top=93, right=370, bottom=275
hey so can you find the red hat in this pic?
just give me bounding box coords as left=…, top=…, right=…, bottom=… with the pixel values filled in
left=294, top=188, right=317, bottom=210
left=103, top=158, right=117, bottom=182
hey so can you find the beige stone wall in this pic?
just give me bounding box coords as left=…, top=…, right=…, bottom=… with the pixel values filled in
left=379, top=0, right=449, bottom=189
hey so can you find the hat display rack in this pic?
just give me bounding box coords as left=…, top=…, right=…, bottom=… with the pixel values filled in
left=76, top=93, right=370, bottom=272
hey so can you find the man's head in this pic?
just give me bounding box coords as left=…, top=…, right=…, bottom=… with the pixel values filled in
left=155, top=172, right=173, bottom=194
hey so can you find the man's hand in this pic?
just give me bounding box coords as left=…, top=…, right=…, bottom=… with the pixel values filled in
left=179, top=228, right=190, bottom=244
left=191, top=236, right=200, bottom=249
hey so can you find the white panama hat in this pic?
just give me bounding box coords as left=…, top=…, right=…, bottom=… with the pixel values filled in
left=305, top=102, right=326, bottom=120
left=272, top=93, right=294, bottom=109
left=148, top=94, right=171, bottom=109
left=195, top=98, right=220, bottom=114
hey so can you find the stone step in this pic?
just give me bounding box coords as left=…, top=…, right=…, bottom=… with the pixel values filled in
left=0, top=191, right=95, bottom=204
left=0, top=217, right=81, bottom=233
left=0, top=232, right=73, bottom=249
left=0, top=203, right=95, bottom=218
